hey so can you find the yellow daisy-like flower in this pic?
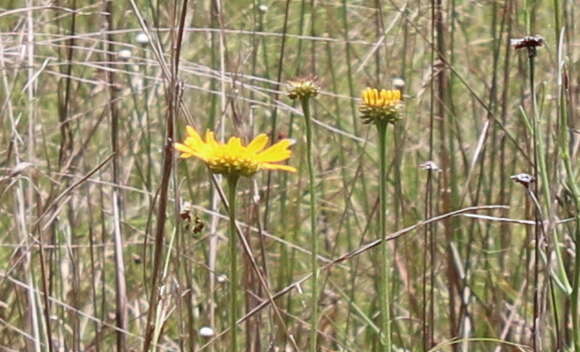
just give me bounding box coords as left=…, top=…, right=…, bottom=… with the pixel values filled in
left=359, top=88, right=403, bottom=125
left=175, top=126, right=297, bottom=177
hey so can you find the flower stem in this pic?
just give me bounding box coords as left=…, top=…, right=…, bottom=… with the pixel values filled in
left=227, top=175, right=239, bottom=352
left=572, top=203, right=580, bottom=352
left=301, top=97, right=318, bottom=352
left=376, top=121, right=391, bottom=352
left=529, top=49, right=540, bottom=352
left=555, top=59, right=580, bottom=352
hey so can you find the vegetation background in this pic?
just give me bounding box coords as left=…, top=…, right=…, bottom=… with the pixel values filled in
left=0, top=0, right=578, bottom=351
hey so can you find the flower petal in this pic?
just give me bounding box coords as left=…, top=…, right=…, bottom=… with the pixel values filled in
left=226, top=136, right=242, bottom=148
left=394, top=90, right=401, bottom=100
left=205, top=130, right=219, bottom=147
left=362, top=88, right=373, bottom=105
left=174, top=143, right=200, bottom=159
left=247, top=134, right=269, bottom=153
left=176, top=126, right=295, bottom=177
left=262, top=163, right=297, bottom=172
left=186, top=126, right=203, bottom=144
left=175, top=142, right=194, bottom=154
left=183, top=136, right=201, bottom=148
left=256, top=139, right=293, bottom=162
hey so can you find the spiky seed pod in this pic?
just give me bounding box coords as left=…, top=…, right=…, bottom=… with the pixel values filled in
left=287, top=77, right=320, bottom=100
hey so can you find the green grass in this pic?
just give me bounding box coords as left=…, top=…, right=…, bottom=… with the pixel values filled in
left=0, top=0, right=578, bottom=351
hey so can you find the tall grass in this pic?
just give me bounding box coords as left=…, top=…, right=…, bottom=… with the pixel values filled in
left=0, top=0, right=578, bottom=351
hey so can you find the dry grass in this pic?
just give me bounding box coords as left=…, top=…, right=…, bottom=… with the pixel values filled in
left=0, top=0, right=578, bottom=351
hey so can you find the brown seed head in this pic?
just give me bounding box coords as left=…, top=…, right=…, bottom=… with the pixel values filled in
left=287, top=76, right=320, bottom=100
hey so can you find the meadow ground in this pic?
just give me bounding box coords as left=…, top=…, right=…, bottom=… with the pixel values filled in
left=0, top=0, right=579, bottom=351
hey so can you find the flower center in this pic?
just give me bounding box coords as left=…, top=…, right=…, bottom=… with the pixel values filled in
left=207, top=151, right=260, bottom=177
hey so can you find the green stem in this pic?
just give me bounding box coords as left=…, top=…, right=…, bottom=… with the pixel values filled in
left=527, top=51, right=541, bottom=352
left=227, top=175, right=239, bottom=352
left=559, top=94, right=580, bottom=352
left=572, top=201, right=580, bottom=352
left=564, top=108, right=580, bottom=351
left=376, top=121, right=391, bottom=352
left=553, top=20, right=580, bottom=350
left=563, top=102, right=580, bottom=350
left=301, top=97, right=318, bottom=352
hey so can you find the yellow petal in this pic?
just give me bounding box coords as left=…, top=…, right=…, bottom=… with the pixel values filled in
left=226, top=136, right=242, bottom=148
left=205, top=130, right=218, bottom=148
left=370, top=89, right=378, bottom=105
left=381, top=90, right=388, bottom=102
left=256, top=139, right=293, bottom=162
left=362, top=88, right=372, bottom=104
left=225, top=137, right=244, bottom=158
left=186, top=126, right=203, bottom=143
left=262, top=163, right=297, bottom=172
left=175, top=143, right=209, bottom=160
left=174, top=142, right=194, bottom=154
left=183, top=136, right=200, bottom=148
left=247, top=134, right=269, bottom=153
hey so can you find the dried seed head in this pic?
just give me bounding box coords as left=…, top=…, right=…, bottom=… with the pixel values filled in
left=511, top=173, right=535, bottom=187
left=136, top=32, right=149, bottom=44
left=199, top=326, right=215, bottom=337
left=419, top=161, right=441, bottom=172
left=118, top=49, right=132, bottom=60
left=511, top=35, right=545, bottom=57
left=392, top=78, right=405, bottom=90
left=511, top=35, right=545, bottom=50
left=287, top=76, right=320, bottom=100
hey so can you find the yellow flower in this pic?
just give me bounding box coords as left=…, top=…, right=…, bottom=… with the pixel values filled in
left=175, top=126, right=296, bottom=177
left=359, top=88, right=403, bottom=124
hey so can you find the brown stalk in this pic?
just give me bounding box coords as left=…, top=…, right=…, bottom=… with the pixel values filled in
left=142, top=0, right=188, bottom=350
left=56, top=0, right=76, bottom=169
left=261, top=0, right=291, bottom=227
left=105, top=2, right=129, bottom=351
left=432, top=0, right=461, bottom=346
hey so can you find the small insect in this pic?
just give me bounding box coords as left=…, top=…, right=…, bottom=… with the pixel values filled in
left=180, top=201, right=193, bottom=222
left=192, top=216, right=205, bottom=234
left=179, top=201, right=204, bottom=234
